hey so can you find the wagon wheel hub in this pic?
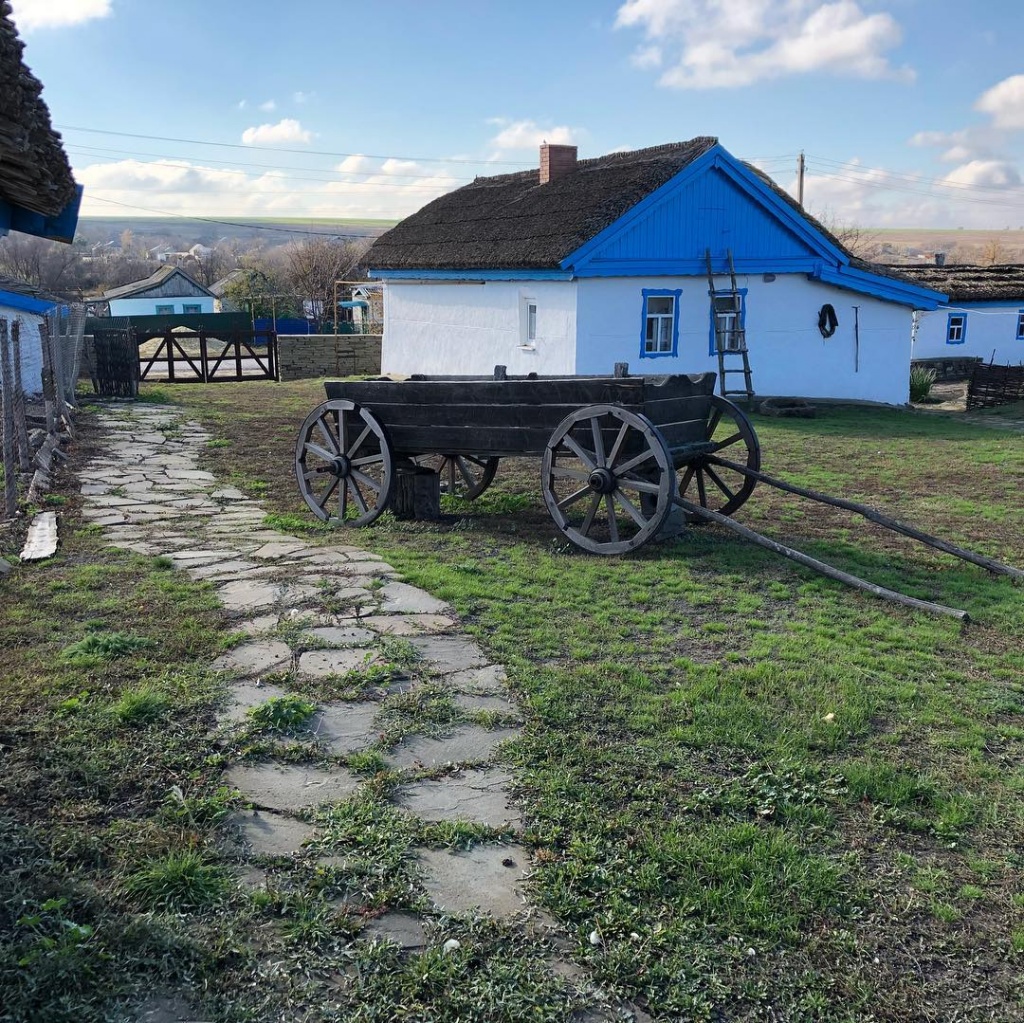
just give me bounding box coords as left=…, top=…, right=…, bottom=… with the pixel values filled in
left=331, top=453, right=352, bottom=477
left=587, top=466, right=617, bottom=494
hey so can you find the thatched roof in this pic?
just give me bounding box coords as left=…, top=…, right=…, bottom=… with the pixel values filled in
left=0, top=1, right=77, bottom=218
left=366, top=138, right=719, bottom=271
left=881, top=264, right=1024, bottom=303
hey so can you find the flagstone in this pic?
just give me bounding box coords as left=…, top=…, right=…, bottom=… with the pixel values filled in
left=217, top=680, right=290, bottom=727
left=211, top=640, right=293, bottom=677
left=408, top=635, right=489, bottom=673
left=379, top=582, right=449, bottom=615
left=298, top=649, right=372, bottom=678
left=225, top=762, right=359, bottom=810
left=416, top=844, right=531, bottom=919
left=226, top=809, right=314, bottom=856
left=385, top=726, right=518, bottom=772
left=306, top=702, right=380, bottom=753
left=394, top=768, right=520, bottom=828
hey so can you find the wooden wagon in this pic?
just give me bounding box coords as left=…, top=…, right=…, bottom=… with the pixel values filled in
left=295, top=367, right=1023, bottom=620
left=294, top=369, right=759, bottom=555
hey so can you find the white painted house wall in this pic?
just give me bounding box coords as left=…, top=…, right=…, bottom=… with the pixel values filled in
left=0, top=305, right=45, bottom=395
left=577, top=275, right=911, bottom=405
left=108, top=296, right=216, bottom=317
left=381, top=274, right=912, bottom=404
left=913, top=304, right=1024, bottom=366
left=381, top=280, right=577, bottom=377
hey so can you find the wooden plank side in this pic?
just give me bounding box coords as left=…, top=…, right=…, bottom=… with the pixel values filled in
left=343, top=401, right=644, bottom=431
left=325, top=378, right=647, bottom=407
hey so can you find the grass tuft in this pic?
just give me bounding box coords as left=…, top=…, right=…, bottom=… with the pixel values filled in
left=122, top=850, right=229, bottom=912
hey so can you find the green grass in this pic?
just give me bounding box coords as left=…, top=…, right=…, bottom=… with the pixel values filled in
left=246, top=693, right=317, bottom=733
left=3, top=381, right=1023, bottom=1022
left=121, top=850, right=230, bottom=911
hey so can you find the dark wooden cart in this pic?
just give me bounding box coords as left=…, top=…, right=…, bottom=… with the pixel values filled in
left=295, top=368, right=1023, bottom=620
left=294, top=370, right=760, bottom=555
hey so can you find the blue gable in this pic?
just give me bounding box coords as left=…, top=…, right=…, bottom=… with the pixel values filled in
left=0, top=185, right=83, bottom=245
left=564, top=146, right=943, bottom=310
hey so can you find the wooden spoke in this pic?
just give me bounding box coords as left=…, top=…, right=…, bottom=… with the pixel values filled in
left=314, top=418, right=339, bottom=455
left=542, top=404, right=673, bottom=555
left=295, top=400, right=394, bottom=526
left=411, top=453, right=499, bottom=500
left=676, top=394, right=760, bottom=518
left=557, top=485, right=592, bottom=511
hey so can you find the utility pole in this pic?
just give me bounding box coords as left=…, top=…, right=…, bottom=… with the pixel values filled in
left=797, top=151, right=805, bottom=207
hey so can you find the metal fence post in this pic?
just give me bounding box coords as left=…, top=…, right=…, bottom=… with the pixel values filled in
left=10, top=320, right=31, bottom=471
left=1, top=319, right=18, bottom=519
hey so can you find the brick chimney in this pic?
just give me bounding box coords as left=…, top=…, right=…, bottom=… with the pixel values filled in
left=539, top=143, right=577, bottom=184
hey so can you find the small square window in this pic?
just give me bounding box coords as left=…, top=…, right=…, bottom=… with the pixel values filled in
left=183, top=303, right=201, bottom=314
left=1016, top=310, right=1024, bottom=340
left=946, top=314, right=966, bottom=344
left=155, top=304, right=174, bottom=315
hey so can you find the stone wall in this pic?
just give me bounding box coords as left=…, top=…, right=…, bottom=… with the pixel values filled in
left=277, top=334, right=382, bottom=381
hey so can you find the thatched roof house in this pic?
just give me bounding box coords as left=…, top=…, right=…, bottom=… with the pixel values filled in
left=0, top=1, right=81, bottom=242
left=883, top=264, right=1024, bottom=303
left=368, top=138, right=945, bottom=405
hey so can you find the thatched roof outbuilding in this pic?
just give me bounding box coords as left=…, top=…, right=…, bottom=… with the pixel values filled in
left=882, top=264, right=1024, bottom=304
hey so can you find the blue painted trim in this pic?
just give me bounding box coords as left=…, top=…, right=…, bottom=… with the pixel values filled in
left=575, top=257, right=819, bottom=278
left=946, top=312, right=967, bottom=345
left=0, top=289, right=57, bottom=315
left=639, top=288, right=682, bottom=360
left=0, top=185, right=82, bottom=244
left=708, top=287, right=747, bottom=357
left=812, top=264, right=946, bottom=310
left=1017, top=310, right=1024, bottom=340
left=369, top=268, right=573, bottom=281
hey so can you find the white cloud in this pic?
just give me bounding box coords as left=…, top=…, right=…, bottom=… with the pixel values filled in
left=237, top=99, right=248, bottom=110
left=941, top=159, right=1021, bottom=190
left=488, top=119, right=578, bottom=151
left=74, top=155, right=463, bottom=220
left=241, top=119, right=313, bottom=146
left=615, top=0, right=911, bottom=89
left=293, top=91, right=315, bottom=104
left=259, top=99, right=277, bottom=112
left=975, top=75, right=1024, bottom=130
left=9, top=0, right=112, bottom=31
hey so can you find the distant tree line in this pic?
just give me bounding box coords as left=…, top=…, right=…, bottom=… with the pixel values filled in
left=0, top=230, right=371, bottom=326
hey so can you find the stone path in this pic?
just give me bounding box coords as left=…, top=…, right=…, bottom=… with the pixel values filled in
left=81, top=402, right=634, bottom=1022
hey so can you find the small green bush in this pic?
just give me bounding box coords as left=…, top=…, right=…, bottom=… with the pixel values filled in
left=910, top=365, right=937, bottom=403
left=247, top=694, right=317, bottom=733
left=122, top=850, right=228, bottom=911
left=110, top=684, right=171, bottom=726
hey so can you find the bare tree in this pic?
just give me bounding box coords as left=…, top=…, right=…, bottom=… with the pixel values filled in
left=814, top=208, right=881, bottom=260
left=286, top=236, right=369, bottom=323
left=0, top=234, right=83, bottom=296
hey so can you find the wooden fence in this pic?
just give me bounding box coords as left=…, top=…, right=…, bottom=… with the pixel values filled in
left=966, top=362, right=1024, bottom=410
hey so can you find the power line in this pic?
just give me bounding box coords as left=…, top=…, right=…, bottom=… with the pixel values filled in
left=57, top=124, right=533, bottom=167
left=64, top=143, right=477, bottom=184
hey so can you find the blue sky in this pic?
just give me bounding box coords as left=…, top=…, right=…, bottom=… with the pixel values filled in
left=10, top=0, right=1024, bottom=227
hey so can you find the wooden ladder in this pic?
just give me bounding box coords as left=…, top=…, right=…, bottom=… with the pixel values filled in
left=705, top=248, right=754, bottom=403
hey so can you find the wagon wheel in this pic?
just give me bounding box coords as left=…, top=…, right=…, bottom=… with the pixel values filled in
left=295, top=399, right=394, bottom=526
left=677, top=394, right=760, bottom=517
left=542, top=405, right=674, bottom=555
left=412, top=453, right=499, bottom=500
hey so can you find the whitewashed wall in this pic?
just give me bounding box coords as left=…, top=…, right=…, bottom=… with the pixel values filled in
left=914, top=304, right=1024, bottom=366
left=576, top=274, right=912, bottom=405
left=381, top=280, right=577, bottom=376
left=108, top=296, right=216, bottom=317
left=0, top=306, right=45, bottom=395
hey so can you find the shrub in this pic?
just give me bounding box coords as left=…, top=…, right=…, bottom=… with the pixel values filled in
left=910, top=365, right=937, bottom=403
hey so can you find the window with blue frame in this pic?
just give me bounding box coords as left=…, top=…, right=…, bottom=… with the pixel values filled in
left=640, top=288, right=681, bottom=358
left=709, top=289, right=747, bottom=355
left=946, top=313, right=966, bottom=345
left=1016, top=310, right=1024, bottom=340
left=155, top=304, right=174, bottom=315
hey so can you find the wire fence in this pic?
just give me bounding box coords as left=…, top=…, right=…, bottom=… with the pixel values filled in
left=0, top=306, right=85, bottom=520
